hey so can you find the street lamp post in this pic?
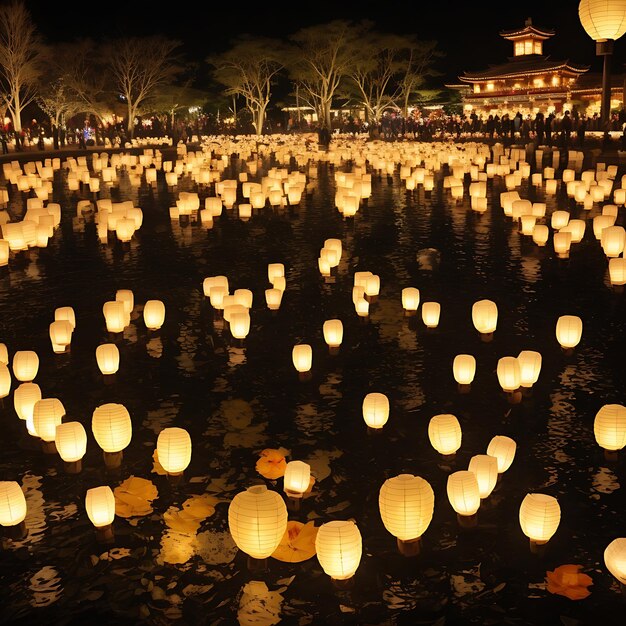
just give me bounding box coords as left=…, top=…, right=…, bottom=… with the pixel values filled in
left=578, top=0, right=626, bottom=146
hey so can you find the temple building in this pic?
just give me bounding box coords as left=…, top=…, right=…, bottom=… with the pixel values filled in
left=452, top=18, right=625, bottom=119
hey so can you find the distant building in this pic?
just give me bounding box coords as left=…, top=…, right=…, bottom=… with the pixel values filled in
left=450, top=18, right=625, bottom=118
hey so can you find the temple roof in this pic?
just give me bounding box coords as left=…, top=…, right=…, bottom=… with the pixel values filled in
left=460, top=58, right=589, bottom=82
left=500, top=18, right=555, bottom=40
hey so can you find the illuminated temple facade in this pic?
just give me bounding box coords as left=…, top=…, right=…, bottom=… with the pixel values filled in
left=454, top=18, right=625, bottom=118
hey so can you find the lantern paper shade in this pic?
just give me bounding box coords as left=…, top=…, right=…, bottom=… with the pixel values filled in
left=604, top=538, right=626, bottom=584
left=578, top=0, right=626, bottom=41
left=0, top=343, right=8, bottom=365
left=284, top=460, right=311, bottom=497
left=85, top=486, right=115, bottom=528
left=49, top=320, right=73, bottom=352
left=362, top=393, right=390, bottom=429
left=609, top=258, right=626, bottom=285
left=422, top=302, right=440, bottom=328
left=115, top=289, right=134, bottom=315
left=0, top=363, right=10, bottom=398
left=228, top=485, right=288, bottom=559
left=472, top=300, right=498, bottom=334
left=316, top=520, right=362, bottom=581
left=428, top=414, right=462, bottom=455
left=55, top=422, right=87, bottom=462
left=468, top=454, right=499, bottom=499
left=556, top=315, right=583, bottom=349
left=517, top=351, right=542, bottom=387
left=14, top=382, right=41, bottom=421
left=54, top=306, right=76, bottom=330
left=157, top=427, right=192, bottom=474
left=33, top=398, right=66, bottom=442
left=103, top=301, right=126, bottom=333
left=92, top=403, right=132, bottom=452
left=265, top=288, right=283, bottom=310
left=447, top=471, right=480, bottom=516
left=12, top=351, right=39, bottom=382
left=487, top=435, right=517, bottom=473
left=402, top=287, right=420, bottom=312
left=497, top=357, right=521, bottom=392
left=379, top=474, right=434, bottom=541
left=323, top=319, right=343, bottom=348
left=96, top=344, right=120, bottom=375
left=0, top=481, right=27, bottom=526
left=292, top=344, right=312, bottom=373
left=594, top=404, right=626, bottom=451
left=144, top=300, right=165, bottom=330
left=519, top=493, right=561, bottom=543
left=453, top=354, right=476, bottom=385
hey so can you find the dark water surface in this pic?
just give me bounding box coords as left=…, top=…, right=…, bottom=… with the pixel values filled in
left=0, top=140, right=625, bottom=626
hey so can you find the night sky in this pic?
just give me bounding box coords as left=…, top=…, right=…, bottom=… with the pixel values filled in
left=25, top=0, right=620, bottom=84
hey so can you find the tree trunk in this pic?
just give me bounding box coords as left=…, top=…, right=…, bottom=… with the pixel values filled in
left=323, top=101, right=332, bottom=131
left=256, top=105, right=266, bottom=136
left=127, top=102, right=134, bottom=138
left=12, top=88, right=22, bottom=132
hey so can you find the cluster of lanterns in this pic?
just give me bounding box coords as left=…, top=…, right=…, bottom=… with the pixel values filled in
left=0, top=133, right=625, bottom=598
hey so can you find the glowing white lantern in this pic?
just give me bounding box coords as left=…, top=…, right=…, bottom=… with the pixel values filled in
left=228, top=485, right=288, bottom=561
left=0, top=343, right=7, bottom=365
left=323, top=319, right=343, bottom=351
left=579, top=0, right=626, bottom=41
left=92, top=403, right=132, bottom=458
left=487, top=435, right=517, bottom=473
left=12, top=351, right=39, bottom=382
left=551, top=210, right=570, bottom=230
left=402, top=288, right=420, bottom=313
left=532, top=224, right=549, bottom=246
left=517, top=350, right=542, bottom=387
left=283, top=460, right=311, bottom=498
left=364, top=274, right=380, bottom=297
left=468, top=454, right=498, bottom=499
left=609, top=258, right=626, bottom=285
left=497, top=357, right=521, bottom=392
left=144, top=300, right=165, bottom=330
left=604, top=538, right=626, bottom=585
left=54, top=306, right=76, bottom=330
left=447, top=471, right=480, bottom=523
left=362, top=393, right=389, bottom=430
left=14, top=382, right=41, bottom=422
left=553, top=231, right=572, bottom=258
left=519, top=493, right=560, bottom=547
left=115, top=289, right=134, bottom=316
left=85, top=486, right=115, bottom=542
left=472, top=299, right=497, bottom=337
left=49, top=320, right=73, bottom=353
left=453, top=354, right=476, bottom=386
left=0, top=481, right=27, bottom=529
left=96, top=344, right=120, bottom=375
left=33, top=398, right=65, bottom=443
left=268, top=263, right=284, bottom=284
left=601, top=226, right=626, bottom=257
left=316, top=520, right=362, bottom=581
left=103, top=301, right=126, bottom=333
left=157, top=427, right=192, bottom=474
left=594, top=404, right=626, bottom=451
left=556, top=315, right=583, bottom=349
left=292, top=344, right=312, bottom=377
left=428, top=414, right=462, bottom=456
left=265, top=288, right=283, bottom=310
left=421, top=302, right=440, bottom=328
left=230, top=311, right=251, bottom=339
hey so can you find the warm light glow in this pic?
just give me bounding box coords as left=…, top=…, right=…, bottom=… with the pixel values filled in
left=316, top=520, right=362, bottom=580
left=85, top=486, right=115, bottom=528
left=428, top=414, right=462, bottom=455
left=323, top=319, right=343, bottom=348
left=579, top=0, right=626, bottom=41
left=453, top=354, right=476, bottom=385
left=421, top=302, right=441, bottom=328
left=284, top=460, right=311, bottom=497
left=292, top=344, right=312, bottom=373
left=556, top=315, right=583, bottom=349
left=228, top=485, right=288, bottom=559
left=144, top=300, right=166, bottom=330
left=472, top=300, right=497, bottom=334
left=497, top=357, right=521, bottom=392
left=33, top=398, right=65, bottom=442
left=401, top=287, right=420, bottom=312
left=157, top=427, right=192, bottom=474
left=447, top=471, right=480, bottom=516
left=55, top=422, right=87, bottom=463
left=96, top=344, right=120, bottom=375
left=604, top=538, right=626, bottom=584
left=519, top=493, right=561, bottom=543
left=594, top=404, right=626, bottom=450
left=362, top=392, right=390, bottom=429
left=92, top=403, right=132, bottom=453
left=468, top=454, right=499, bottom=499
left=517, top=351, right=542, bottom=387
left=0, top=481, right=27, bottom=526
left=12, top=351, right=39, bottom=382
left=379, top=474, right=434, bottom=541
left=487, top=435, right=517, bottom=473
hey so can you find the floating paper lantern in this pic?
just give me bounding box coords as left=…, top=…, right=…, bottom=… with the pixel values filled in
left=234, top=289, right=253, bottom=309
left=228, top=485, right=288, bottom=563
left=265, top=288, right=283, bottom=311
left=96, top=344, right=120, bottom=375
left=453, top=354, right=476, bottom=386
left=472, top=299, right=497, bottom=338
left=55, top=422, right=87, bottom=472
left=362, top=393, right=389, bottom=430
left=209, top=286, right=227, bottom=310
left=532, top=224, right=549, bottom=246
left=364, top=274, right=380, bottom=297
left=85, top=486, right=115, bottom=542
left=103, top=301, right=126, bottom=333
left=323, top=319, right=343, bottom=351
left=601, top=226, right=626, bottom=257
left=551, top=210, right=570, bottom=230
left=14, top=382, right=41, bottom=422
left=468, top=454, right=498, bottom=499
left=355, top=298, right=369, bottom=317
left=12, top=351, right=39, bottom=382
left=402, top=288, right=420, bottom=313
left=54, top=306, right=76, bottom=330
left=447, top=471, right=480, bottom=525
left=144, top=300, right=165, bottom=330
left=0, top=363, right=10, bottom=399
left=316, top=520, right=362, bottom=582
left=428, top=414, right=462, bottom=456
left=487, top=435, right=517, bottom=473
left=268, top=263, right=284, bottom=284
left=553, top=231, right=572, bottom=258
left=157, top=427, right=192, bottom=475
left=517, top=351, right=542, bottom=387
left=579, top=0, right=626, bottom=41
left=92, top=403, right=132, bottom=466
left=273, top=276, right=286, bottom=292
left=49, top=320, right=73, bottom=353
left=283, top=460, right=311, bottom=498
left=594, top=404, right=626, bottom=452
left=519, top=493, right=560, bottom=548
left=379, top=474, right=434, bottom=554
left=292, top=344, right=312, bottom=378
left=230, top=311, right=251, bottom=339
left=556, top=315, right=583, bottom=349
left=0, top=343, right=7, bottom=365
left=609, top=258, right=626, bottom=286
left=115, top=289, right=134, bottom=316
left=497, top=357, right=520, bottom=393
left=604, top=538, right=626, bottom=585
left=0, top=481, right=27, bottom=537
left=33, top=398, right=65, bottom=443
left=421, top=302, right=440, bottom=328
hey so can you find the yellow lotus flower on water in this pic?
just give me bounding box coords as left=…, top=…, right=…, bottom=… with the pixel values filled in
left=546, top=564, right=593, bottom=600
left=271, top=521, right=318, bottom=563
left=256, top=448, right=288, bottom=479
left=114, top=476, right=158, bottom=518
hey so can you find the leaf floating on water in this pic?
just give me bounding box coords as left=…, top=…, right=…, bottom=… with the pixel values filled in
left=237, top=581, right=283, bottom=626
left=158, top=531, right=196, bottom=565
left=272, top=521, right=318, bottom=563
left=114, top=476, right=158, bottom=518
left=152, top=450, right=167, bottom=475
left=195, top=530, right=238, bottom=565
left=183, top=494, right=219, bottom=519
left=256, top=448, right=288, bottom=479
left=222, top=399, right=254, bottom=429
left=546, top=565, right=593, bottom=600
left=182, top=584, right=214, bottom=597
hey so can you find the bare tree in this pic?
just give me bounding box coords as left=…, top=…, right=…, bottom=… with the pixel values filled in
left=397, top=41, right=442, bottom=118
left=37, top=78, right=81, bottom=129
left=287, top=21, right=365, bottom=131
left=0, top=1, right=43, bottom=132
left=109, top=36, right=181, bottom=138
left=208, top=36, right=284, bottom=136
